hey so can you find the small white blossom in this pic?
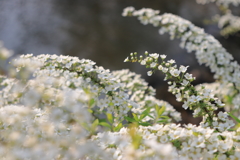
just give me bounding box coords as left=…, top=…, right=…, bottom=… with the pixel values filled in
left=124, top=57, right=129, bottom=62
left=218, top=111, right=228, bottom=121
left=170, top=69, right=180, bottom=77
left=185, top=73, right=193, bottom=80
left=149, top=53, right=159, bottom=59
left=168, top=59, right=175, bottom=64
left=162, top=67, right=168, bottom=73
left=160, top=54, right=167, bottom=59
left=181, top=79, right=189, bottom=86
left=122, top=6, right=135, bottom=16
left=158, top=65, right=163, bottom=70
left=182, top=102, right=189, bottom=110
left=150, top=62, right=157, bottom=68
left=147, top=70, right=153, bottom=76
left=176, top=93, right=182, bottom=102
left=179, top=65, right=188, bottom=73
left=140, top=60, right=146, bottom=65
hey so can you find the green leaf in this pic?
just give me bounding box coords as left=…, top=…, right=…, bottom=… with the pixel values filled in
left=147, top=114, right=154, bottom=119
left=89, top=98, right=95, bottom=106
left=141, top=107, right=151, bottom=115
left=139, top=122, right=151, bottom=126
left=139, top=107, right=151, bottom=120
left=99, top=118, right=107, bottom=123
left=81, top=122, right=90, bottom=131
left=92, top=119, right=99, bottom=130
left=132, top=113, right=139, bottom=121
left=124, top=116, right=136, bottom=123
left=88, top=109, right=93, bottom=113
left=233, top=123, right=240, bottom=131
left=113, top=123, right=123, bottom=132
left=225, top=95, right=233, bottom=104
left=99, top=122, right=111, bottom=129
left=158, top=106, right=166, bottom=116
left=106, top=113, right=114, bottom=124
left=172, top=139, right=181, bottom=150
left=157, top=120, right=168, bottom=123
left=192, top=131, right=199, bottom=136
left=228, top=112, right=240, bottom=123
left=159, top=115, right=170, bottom=119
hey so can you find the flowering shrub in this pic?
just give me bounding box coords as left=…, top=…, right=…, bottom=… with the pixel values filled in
left=0, top=2, right=240, bottom=160
left=196, top=0, right=240, bottom=36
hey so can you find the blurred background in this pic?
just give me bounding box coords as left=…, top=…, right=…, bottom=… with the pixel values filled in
left=0, top=0, right=239, bottom=124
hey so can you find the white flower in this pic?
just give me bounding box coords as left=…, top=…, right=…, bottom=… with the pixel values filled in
left=189, top=95, right=202, bottom=103
left=191, top=136, right=206, bottom=148
left=217, top=99, right=225, bottom=107
left=165, top=62, right=170, bottom=67
left=124, top=57, right=129, bottom=62
left=217, top=111, right=228, bottom=121
left=158, top=65, right=163, bottom=70
left=159, top=134, right=168, bottom=143
left=176, top=93, right=182, bottom=102
left=160, top=54, right=167, bottom=59
left=185, top=73, right=193, bottom=80
left=168, top=59, right=175, bottom=64
left=181, top=79, right=189, bottom=86
left=218, top=122, right=230, bottom=132
left=207, top=143, right=218, bottom=154
left=188, top=148, right=202, bottom=159
left=170, top=69, right=180, bottom=77
left=179, top=65, right=188, bottom=73
left=149, top=53, right=159, bottom=59
left=122, top=6, right=135, bottom=16
left=162, top=67, right=168, bottom=73
left=147, top=70, right=153, bottom=76
left=150, top=62, right=157, bottom=68
left=182, top=102, right=189, bottom=110
left=140, top=60, right=146, bottom=65
left=212, top=121, right=218, bottom=127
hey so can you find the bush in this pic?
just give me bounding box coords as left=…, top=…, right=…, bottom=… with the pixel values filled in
left=0, top=1, right=240, bottom=159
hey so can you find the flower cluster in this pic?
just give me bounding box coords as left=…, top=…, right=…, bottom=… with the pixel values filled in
left=112, top=69, right=181, bottom=122
left=196, top=0, right=240, bottom=36
left=123, top=6, right=240, bottom=111
left=125, top=52, right=235, bottom=131
left=196, top=0, right=240, bottom=7
left=0, top=51, right=111, bottom=159
left=94, top=124, right=240, bottom=160
left=217, top=12, right=240, bottom=36
left=0, top=43, right=184, bottom=159
left=3, top=54, right=136, bottom=124
left=0, top=105, right=111, bottom=159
